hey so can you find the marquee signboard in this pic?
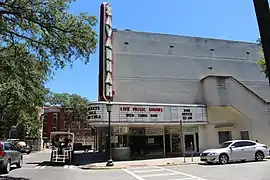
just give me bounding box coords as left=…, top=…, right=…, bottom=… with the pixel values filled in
left=87, top=102, right=207, bottom=124
left=98, top=2, right=113, bottom=101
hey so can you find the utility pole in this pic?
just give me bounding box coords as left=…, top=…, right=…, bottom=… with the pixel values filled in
left=253, top=0, right=270, bottom=84
left=179, top=119, right=185, bottom=163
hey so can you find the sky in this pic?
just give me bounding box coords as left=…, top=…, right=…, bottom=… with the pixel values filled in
left=45, top=0, right=260, bottom=101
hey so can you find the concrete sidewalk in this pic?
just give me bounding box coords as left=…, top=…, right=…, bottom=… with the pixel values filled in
left=80, top=156, right=201, bottom=170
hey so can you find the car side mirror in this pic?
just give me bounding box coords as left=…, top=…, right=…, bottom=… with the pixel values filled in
left=230, top=146, right=235, bottom=150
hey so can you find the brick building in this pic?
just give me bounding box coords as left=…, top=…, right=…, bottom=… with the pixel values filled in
left=43, top=106, right=95, bottom=146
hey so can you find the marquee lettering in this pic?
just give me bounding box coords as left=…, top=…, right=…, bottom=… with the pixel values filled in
left=149, top=108, right=163, bottom=112
left=182, top=108, right=193, bottom=120
left=88, top=106, right=102, bottom=120
left=119, top=106, right=163, bottom=112
left=120, top=107, right=130, bottom=111
left=132, top=107, right=146, bottom=111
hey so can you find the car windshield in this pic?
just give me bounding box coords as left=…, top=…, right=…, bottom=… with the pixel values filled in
left=217, top=142, right=232, bottom=148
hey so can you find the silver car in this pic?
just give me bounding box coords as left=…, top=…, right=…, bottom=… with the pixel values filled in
left=200, top=140, right=268, bottom=164
left=0, top=141, right=23, bottom=173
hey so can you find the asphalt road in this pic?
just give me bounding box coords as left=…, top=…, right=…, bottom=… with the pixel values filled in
left=1, top=151, right=270, bottom=180
left=121, top=160, right=270, bottom=180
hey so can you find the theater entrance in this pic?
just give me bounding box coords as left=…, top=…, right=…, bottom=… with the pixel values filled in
left=129, top=127, right=165, bottom=159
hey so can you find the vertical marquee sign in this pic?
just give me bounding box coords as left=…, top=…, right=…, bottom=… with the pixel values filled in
left=98, top=2, right=113, bottom=101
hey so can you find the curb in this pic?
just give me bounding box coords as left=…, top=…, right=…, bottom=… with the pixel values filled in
left=80, top=162, right=199, bottom=170
left=81, top=166, right=125, bottom=170
left=157, top=162, right=199, bottom=167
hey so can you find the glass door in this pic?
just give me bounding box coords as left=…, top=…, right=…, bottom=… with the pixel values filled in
left=184, top=134, right=195, bottom=152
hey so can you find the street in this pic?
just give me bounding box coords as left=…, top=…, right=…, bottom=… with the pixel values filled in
left=1, top=151, right=270, bottom=180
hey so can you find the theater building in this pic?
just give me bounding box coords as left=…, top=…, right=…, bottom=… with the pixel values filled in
left=88, top=2, right=270, bottom=160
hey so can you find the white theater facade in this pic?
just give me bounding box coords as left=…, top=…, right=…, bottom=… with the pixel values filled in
left=88, top=101, right=207, bottom=160
left=89, top=3, right=270, bottom=160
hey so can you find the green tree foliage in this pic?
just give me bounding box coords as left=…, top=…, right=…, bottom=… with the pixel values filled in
left=0, top=45, right=48, bottom=139
left=256, top=38, right=267, bottom=77
left=0, top=0, right=97, bottom=68
left=0, top=0, right=98, bottom=139
left=257, top=50, right=267, bottom=78
left=45, top=92, right=90, bottom=131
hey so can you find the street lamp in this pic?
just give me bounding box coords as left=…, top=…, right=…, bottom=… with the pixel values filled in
left=106, top=101, right=114, bottom=167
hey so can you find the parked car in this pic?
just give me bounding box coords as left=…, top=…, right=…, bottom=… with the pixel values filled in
left=14, top=141, right=32, bottom=154
left=18, top=146, right=32, bottom=154
left=0, top=141, right=23, bottom=173
left=200, top=140, right=268, bottom=164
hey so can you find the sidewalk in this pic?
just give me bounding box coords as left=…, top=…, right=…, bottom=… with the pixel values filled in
left=80, top=156, right=201, bottom=170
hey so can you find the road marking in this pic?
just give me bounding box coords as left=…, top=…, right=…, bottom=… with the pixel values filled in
left=168, top=178, right=196, bottom=180
left=123, top=166, right=208, bottom=180
left=127, top=166, right=161, bottom=170
left=160, top=167, right=208, bottom=180
left=133, top=168, right=165, bottom=173
left=140, top=172, right=178, bottom=177
left=64, top=165, right=76, bottom=169
left=122, top=168, right=145, bottom=180
left=34, top=165, right=46, bottom=169
left=33, top=165, right=77, bottom=170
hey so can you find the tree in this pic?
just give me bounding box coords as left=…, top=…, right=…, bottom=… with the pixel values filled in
left=45, top=92, right=90, bottom=131
left=0, top=0, right=97, bottom=69
left=0, top=45, right=48, bottom=139
left=257, top=50, right=267, bottom=77
left=256, top=38, right=267, bottom=77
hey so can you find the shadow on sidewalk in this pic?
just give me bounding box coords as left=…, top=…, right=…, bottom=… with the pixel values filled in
left=25, top=151, right=201, bottom=167
left=26, top=161, right=67, bottom=167
left=25, top=152, right=108, bottom=166
left=73, top=152, right=107, bottom=166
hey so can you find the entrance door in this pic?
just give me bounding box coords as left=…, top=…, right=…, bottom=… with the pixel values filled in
left=165, top=134, right=170, bottom=153
left=184, top=134, right=195, bottom=152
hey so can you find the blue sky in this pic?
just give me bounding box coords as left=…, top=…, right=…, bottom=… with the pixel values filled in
left=46, top=0, right=260, bottom=101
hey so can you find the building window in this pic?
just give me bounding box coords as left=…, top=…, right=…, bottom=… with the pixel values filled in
left=240, top=131, right=249, bottom=140
left=52, top=127, right=57, bottom=132
left=53, top=117, right=57, bottom=124
left=218, top=131, right=232, bottom=144
left=76, top=122, right=80, bottom=129
left=53, top=113, right=57, bottom=124
left=64, top=121, right=67, bottom=128
left=84, top=122, right=87, bottom=129
left=72, top=122, right=76, bottom=128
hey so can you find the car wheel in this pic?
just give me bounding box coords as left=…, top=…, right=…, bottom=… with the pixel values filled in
left=3, top=159, right=11, bottom=173
left=16, top=156, right=23, bottom=168
left=219, top=154, right=229, bottom=165
left=255, top=151, right=264, bottom=161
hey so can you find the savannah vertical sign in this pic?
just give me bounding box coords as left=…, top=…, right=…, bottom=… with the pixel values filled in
left=98, top=2, right=113, bottom=101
